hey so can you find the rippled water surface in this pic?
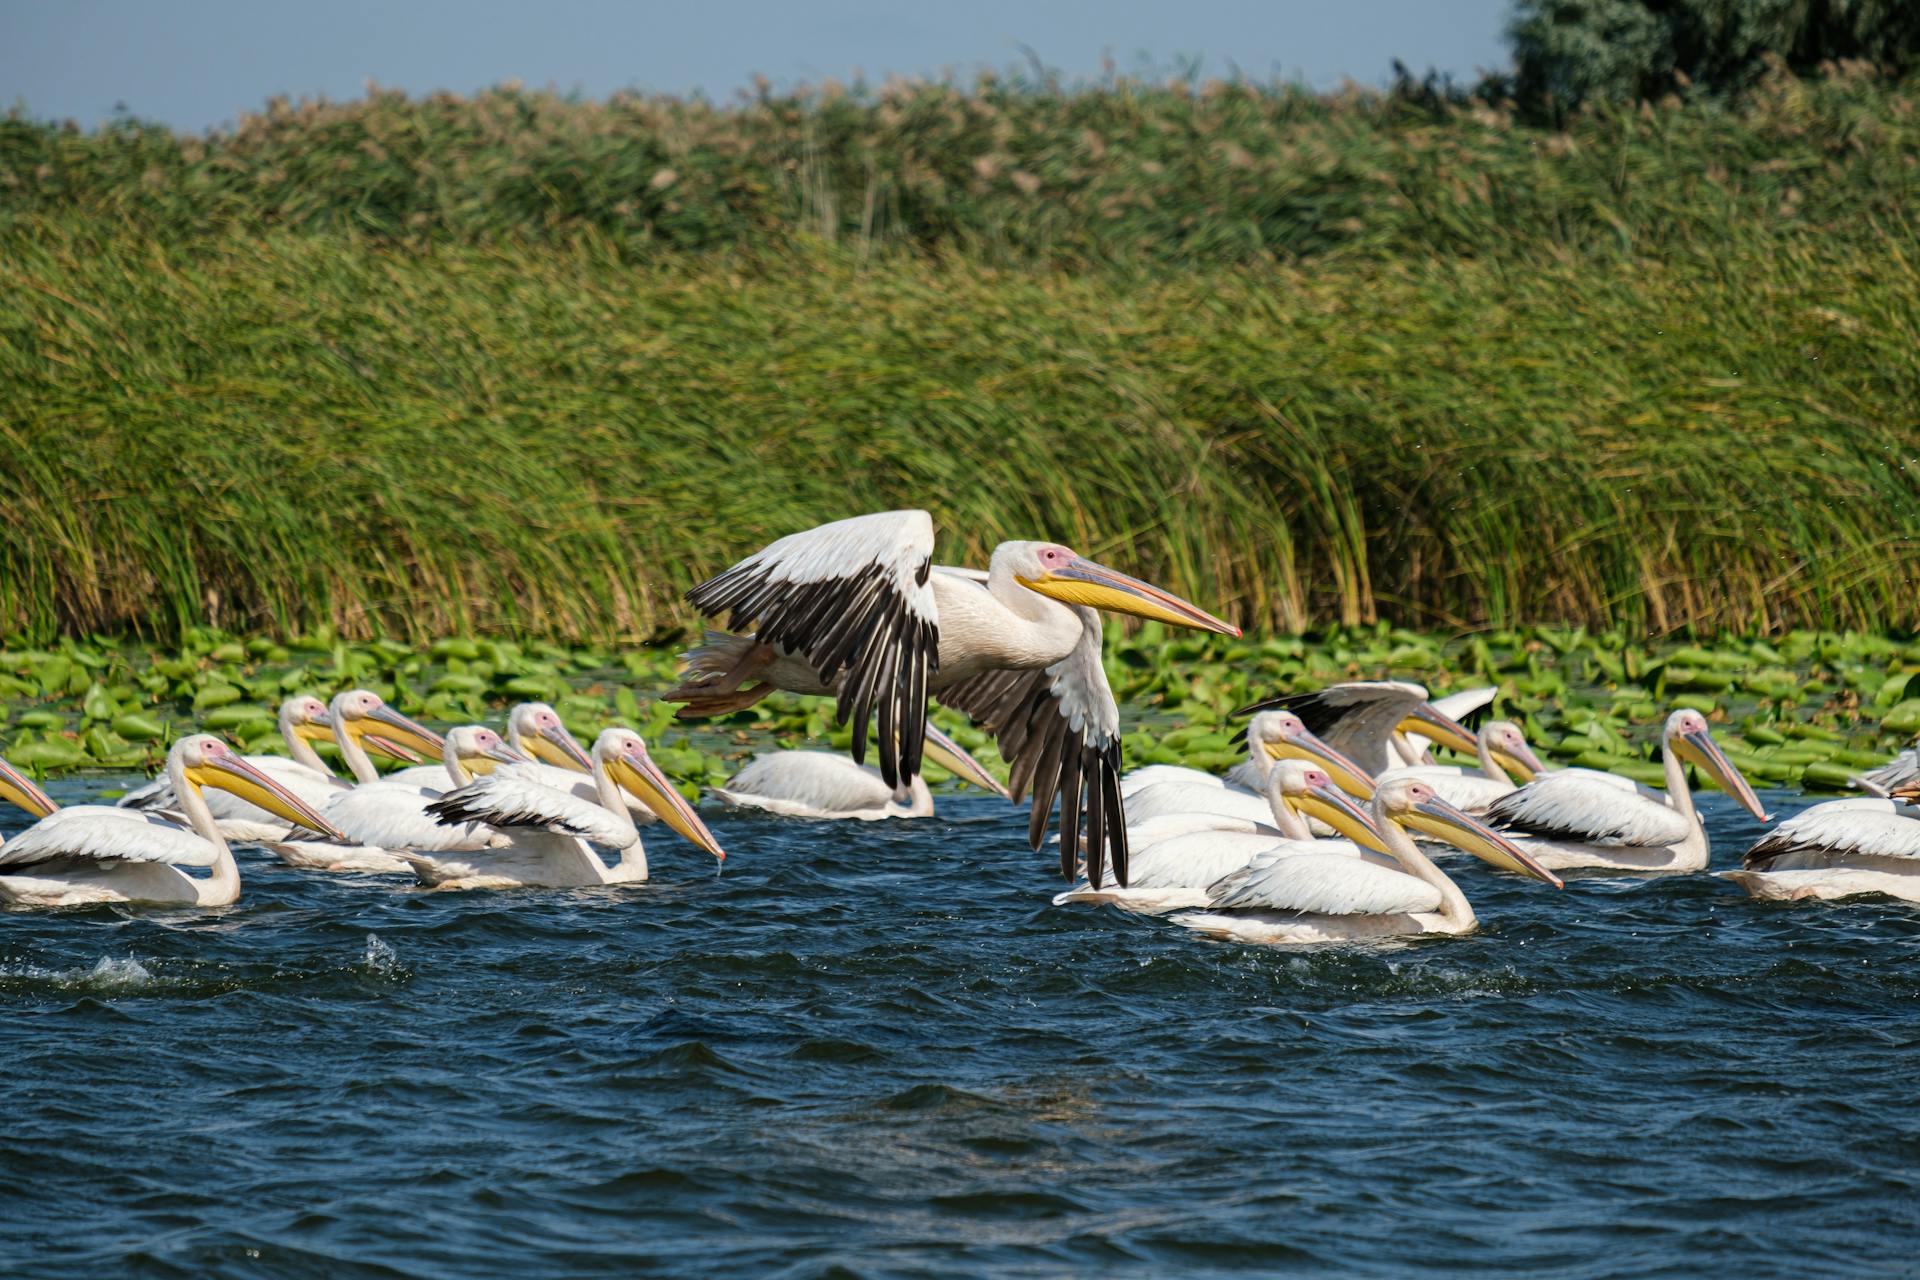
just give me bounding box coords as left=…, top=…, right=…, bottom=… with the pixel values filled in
left=4, top=778, right=1918, bottom=1278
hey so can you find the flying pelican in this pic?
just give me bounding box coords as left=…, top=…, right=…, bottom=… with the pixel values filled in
left=1171, top=778, right=1563, bottom=945
left=1720, top=781, right=1920, bottom=902
left=301, top=726, right=530, bottom=864
left=1236, top=681, right=1481, bottom=794
left=668, top=510, right=1239, bottom=886
left=0, top=755, right=61, bottom=843
left=0, top=736, right=343, bottom=908
left=1377, top=720, right=1547, bottom=815
left=409, top=729, right=727, bottom=889
left=1120, top=711, right=1374, bottom=825
left=1484, top=709, right=1769, bottom=873
left=711, top=723, right=1010, bottom=819
left=118, top=695, right=353, bottom=840
left=1055, top=762, right=1390, bottom=915
left=495, top=702, right=657, bottom=825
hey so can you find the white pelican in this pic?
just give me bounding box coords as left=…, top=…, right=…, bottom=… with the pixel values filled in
left=0, top=754, right=61, bottom=841
left=1236, top=681, right=1481, bottom=791
left=118, top=695, right=351, bottom=840
left=1121, top=711, right=1375, bottom=825
left=669, top=510, right=1238, bottom=886
left=1172, top=778, right=1563, bottom=945
left=495, top=701, right=657, bottom=825
left=319, top=689, right=448, bottom=784
left=1485, top=709, right=1770, bottom=873
left=0, top=736, right=343, bottom=908
left=1720, top=781, right=1920, bottom=902
left=1055, top=762, right=1390, bottom=915
left=407, top=729, right=727, bottom=889
left=712, top=723, right=1010, bottom=819
left=1377, top=720, right=1547, bottom=815
left=303, top=726, right=530, bottom=863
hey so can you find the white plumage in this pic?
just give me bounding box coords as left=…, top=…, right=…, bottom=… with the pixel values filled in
left=118, top=696, right=349, bottom=841
left=1720, top=796, right=1920, bottom=903
left=1208, top=851, right=1443, bottom=917
left=710, top=723, right=1009, bottom=820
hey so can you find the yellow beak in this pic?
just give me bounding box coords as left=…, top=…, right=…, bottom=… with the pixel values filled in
left=1399, top=796, right=1562, bottom=887
left=1394, top=704, right=1479, bottom=757
left=612, top=749, right=727, bottom=863
left=1295, top=780, right=1391, bottom=855
left=186, top=755, right=344, bottom=839
left=921, top=724, right=1011, bottom=799
left=1265, top=731, right=1375, bottom=800
left=351, top=704, right=444, bottom=761
left=0, top=756, right=59, bottom=819
left=528, top=723, right=594, bottom=772
left=1676, top=729, right=1772, bottom=822
left=1019, top=556, right=1238, bottom=636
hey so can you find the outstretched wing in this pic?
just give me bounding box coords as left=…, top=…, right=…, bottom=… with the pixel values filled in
left=684, top=510, right=938, bottom=789
left=1236, top=680, right=1429, bottom=776
left=427, top=774, right=635, bottom=849
left=938, top=606, right=1129, bottom=888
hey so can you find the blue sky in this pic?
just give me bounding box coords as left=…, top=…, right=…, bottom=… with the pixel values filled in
left=2, top=0, right=1512, bottom=132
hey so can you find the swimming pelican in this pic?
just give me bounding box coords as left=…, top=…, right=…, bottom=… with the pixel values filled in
left=496, top=702, right=657, bottom=824
left=1720, top=782, right=1920, bottom=902
left=669, top=510, right=1238, bottom=886
left=407, top=729, right=727, bottom=889
left=0, top=736, right=343, bottom=908
left=306, top=726, right=529, bottom=861
left=0, top=755, right=61, bottom=845
left=320, top=689, right=447, bottom=784
left=118, top=695, right=352, bottom=840
left=1485, top=709, right=1770, bottom=873
left=1171, top=778, right=1563, bottom=945
left=1377, top=720, right=1547, bottom=815
left=712, top=723, right=1010, bottom=819
left=1236, top=681, right=1481, bottom=790
left=1055, top=762, right=1390, bottom=915
left=1121, top=711, right=1374, bottom=825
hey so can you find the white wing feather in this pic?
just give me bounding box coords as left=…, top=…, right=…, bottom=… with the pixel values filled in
left=426, top=774, right=636, bottom=850
left=1488, top=769, right=1691, bottom=847
left=325, top=784, right=501, bottom=852
left=0, top=807, right=221, bottom=868
left=1746, top=799, right=1920, bottom=865
left=716, top=752, right=895, bottom=815
left=1207, top=850, right=1443, bottom=916
left=1122, top=781, right=1273, bottom=826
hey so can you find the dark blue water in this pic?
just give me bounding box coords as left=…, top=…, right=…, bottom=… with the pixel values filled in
left=3, top=778, right=1917, bottom=1278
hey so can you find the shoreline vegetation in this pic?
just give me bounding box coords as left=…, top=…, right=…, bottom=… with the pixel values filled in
left=3, top=68, right=1918, bottom=641
left=2, top=625, right=1915, bottom=794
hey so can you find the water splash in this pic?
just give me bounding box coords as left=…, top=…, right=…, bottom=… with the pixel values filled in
left=363, top=933, right=398, bottom=973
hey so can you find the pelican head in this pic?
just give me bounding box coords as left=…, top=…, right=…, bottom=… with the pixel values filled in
left=920, top=724, right=1012, bottom=799
left=1268, top=760, right=1389, bottom=854
left=1663, top=709, right=1770, bottom=822
left=330, top=689, right=445, bottom=763
left=176, top=735, right=344, bottom=839
left=597, top=729, right=727, bottom=863
left=445, top=725, right=530, bottom=777
left=280, top=695, right=335, bottom=745
left=1247, top=710, right=1377, bottom=800
left=0, top=754, right=58, bottom=819
left=1003, top=542, right=1239, bottom=636
left=1375, top=777, right=1562, bottom=887
left=1483, top=720, right=1547, bottom=782
left=509, top=702, right=593, bottom=772
left=1395, top=701, right=1480, bottom=756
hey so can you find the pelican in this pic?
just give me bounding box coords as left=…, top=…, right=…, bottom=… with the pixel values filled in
left=118, top=695, right=353, bottom=840
left=1236, top=681, right=1481, bottom=788
left=407, top=729, right=727, bottom=889
left=0, top=736, right=343, bottom=908
left=300, top=726, right=530, bottom=865
left=1120, top=711, right=1375, bottom=825
left=252, top=692, right=457, bottom=872
left=1377, top=720, right=1547, bottom=815
left=1485, top=709, right=1770, bottom=873
left=712, top=723, right=1010, bottom=819
left=1171, top=778, right=1563, bottom=945
left=1720, top=781, right=1920, bottom=902
left=1055, top=762, right=1390, bottom=915
left=668, top=510, right=1239, bottom=886
left=495, top=702, right=657, bottom=824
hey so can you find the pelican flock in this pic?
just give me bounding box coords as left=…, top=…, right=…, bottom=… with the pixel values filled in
left=2, top=507, right=1915, bottom=941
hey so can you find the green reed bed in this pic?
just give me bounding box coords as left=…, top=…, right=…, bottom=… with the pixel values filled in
left=1, top=219, right=1915, bottom=641
left=2, top=627, right=1916, bottom=798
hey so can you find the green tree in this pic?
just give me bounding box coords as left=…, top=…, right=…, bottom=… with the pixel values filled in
left=1509, top=0, right=1920, bottom=114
